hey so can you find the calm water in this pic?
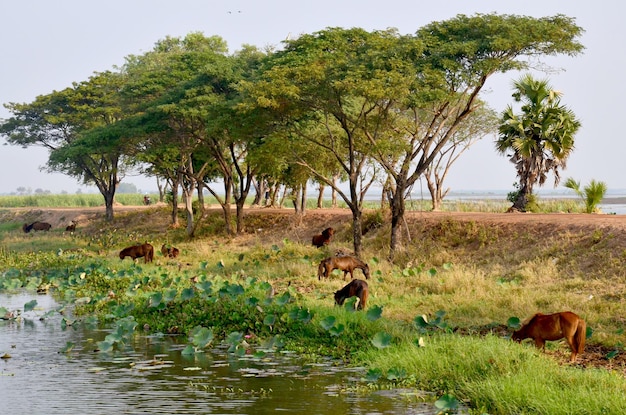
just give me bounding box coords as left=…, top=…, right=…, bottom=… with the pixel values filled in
left=443, top=190, right=626, bottom=215
left=361, top=188, right=626, bottom=214
left=0, top=292, right=451, bottom=415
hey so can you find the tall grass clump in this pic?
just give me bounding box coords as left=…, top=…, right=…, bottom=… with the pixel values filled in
left=564, top=177, right=608, bottom=213
left=361, top=334, right=626, bottom=415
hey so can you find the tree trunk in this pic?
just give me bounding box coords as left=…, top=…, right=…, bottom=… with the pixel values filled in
left=351, top=207, right=363, bottom=258
left=197, top=184, right=207, bottom=217
left=170, top=178, right=180, bottom=226
left=513, top=186, right=530, bottom=212
left=222, top=178, right=234, bottom=234
left=235, top=185, right=251, bottom=234
left=182, top=184, right=195, bottom=237
left=236, top=198, right=246, bottom=233
left=251, top=177, right=262, bottom=206
left=346, top=177, right=363, bottom=257
left=381, top=174, right=394, bottom=209
left=389, top=179, right=407, bottom=261
left=222, top=202, right=232, bottom=234
left=331, top=174, right=339, bottom=208
left=265, top=182, right=273, bottom=207
left=279, top=185, right=288, bottom=207
left=291, top=187, right=301, bottom=214
left=317, top=183, right=325, bottom=208
left=271, top=183, right=281, bottom=207
left=300, top=182, right=307, bottom=214
left=425, top=177, right=442, bottom=211
left=103, top=190, right=115, bottom=222
left=204, top=179, right=234, bottom=235
left=156, top=177, right=166, bottom=203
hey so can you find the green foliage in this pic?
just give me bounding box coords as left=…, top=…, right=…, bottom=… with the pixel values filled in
left=385, top=367, right=407, bottom=381
left=364, top=334, right=626, bottom=415
left=320, top=316, right=337, bottom=331
left=246, top=14, right=583, bottom=255
left=371, top=332, right=393, bottom=349
left=59, top=342, right=75, bottom=354
left=88, top=228, right=147, bottom=250
left=23, top=299, right=37, bottom=312
left=413, top=310, right=451, bottom=333
left=366, top=305, right=383, bottom=321
left=191, top=326, right=214, bottom=349
left=506, top=182, right=522, bottom=204
left=564, top=177, right=608, bottom=213
left=96, top=316, right=138, bottom=352
left=434, top=394, right=459, bottom=414
left=364, top=368, right=383, bottom=382
left=5, top=186, right=626, bottom=413
left=507, top=316, right=521, bottom=330
left=497, top=74, right=581, bottom=211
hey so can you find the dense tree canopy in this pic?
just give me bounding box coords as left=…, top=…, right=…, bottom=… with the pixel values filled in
left=1, top=13, right=584, bottom=254
left=243, top=13, right=584, bottom=258
left=1, top=71, right=129, bottom=220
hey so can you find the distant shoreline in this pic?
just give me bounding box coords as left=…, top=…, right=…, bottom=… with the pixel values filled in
left=601, top=197, right=626, bottom=205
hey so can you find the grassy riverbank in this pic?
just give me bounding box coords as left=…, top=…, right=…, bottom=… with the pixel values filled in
left=0, top=192, right=586, bottom=213
left=2, top=205, right=626, bottom=414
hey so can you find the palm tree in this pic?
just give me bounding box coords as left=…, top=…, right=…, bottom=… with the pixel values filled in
left=496, top=74, right=581, bottom=211
left=564, top=177, right=607, bottom=213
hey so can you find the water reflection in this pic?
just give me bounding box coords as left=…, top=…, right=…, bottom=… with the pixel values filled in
left=0, top=293, right=447, bottom=414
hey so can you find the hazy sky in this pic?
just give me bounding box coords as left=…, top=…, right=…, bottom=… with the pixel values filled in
left=0, top=1, right=619, bottom=194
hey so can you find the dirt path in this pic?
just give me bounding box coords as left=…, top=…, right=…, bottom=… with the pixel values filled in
left=7, top=204, right=626, bottom=234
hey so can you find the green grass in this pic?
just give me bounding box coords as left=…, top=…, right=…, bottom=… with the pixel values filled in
left=362, top=335, right=626, bottom=415
left=0, top=193, right=150, bottom=207
left=1, top=203, right=625, bottom=414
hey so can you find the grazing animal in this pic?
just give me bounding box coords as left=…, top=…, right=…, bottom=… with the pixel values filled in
left=23, top=221, right=52, bottom=233
left=119, top=243, right=154, bottom=263
left=312, top=227, right=334, bottom=248
left=334, top=279, right=368, bottom=310
left=318, top=255, right=370, bottom=281
left=65, top=221, right=77, bottom=232
left=512, top=311, right=586, bottom=363
left=161, top=244, right=180, bottom=258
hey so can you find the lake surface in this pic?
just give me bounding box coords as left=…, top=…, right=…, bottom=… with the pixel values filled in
left=0, top=292, right=455, bottom=415
left=438, top=189, right=626, bottom=215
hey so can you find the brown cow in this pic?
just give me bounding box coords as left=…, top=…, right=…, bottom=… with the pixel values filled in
left=119, top=243, right=154, bottom=263
left=312, top=227, right=334, bottom=248
left=317, top=255, right=370, bottom=280
left=23, top=221, right=52, bottom=233
left=334, top=279, right=369, bottom=310
left=65, top=221, right=77, bottom=233
left=161, top=244, right=180, bottom=258
left=512, top=311, right=586, bottom=363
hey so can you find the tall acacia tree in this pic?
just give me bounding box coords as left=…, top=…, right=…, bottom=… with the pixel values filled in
left=423, top=103, right=499, bottom=211
left=203, top=44, right=270, bottom=234
left=121, top=33, right=241, bottom=236
left=0, top=71, right=128, bottom=221
left=496, top=74, right=581, bottom=211
left=242, top=27, right=406, bottom=256
left=377, top=14, right=584, bottom=260
left=246, top=14, right=584, bottom=260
